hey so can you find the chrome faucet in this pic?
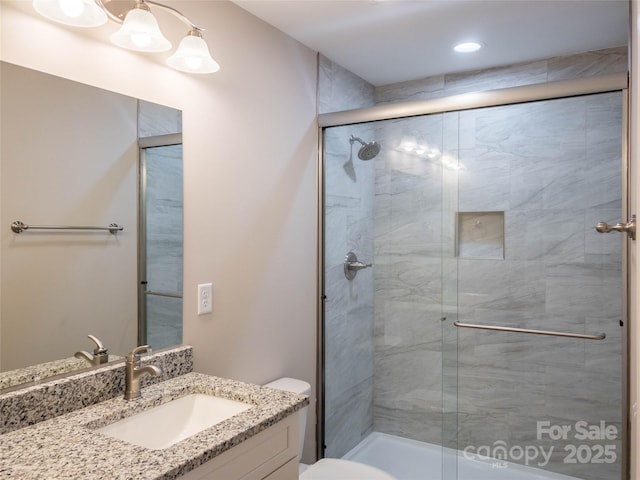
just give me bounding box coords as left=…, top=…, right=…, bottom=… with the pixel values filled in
left=74, top=334, right=109, bottom=366
left=124, top=345, right=162, bottom=401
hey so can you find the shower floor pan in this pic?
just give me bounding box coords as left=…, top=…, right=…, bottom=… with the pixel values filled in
left=342, top=432, right=581, bottom=480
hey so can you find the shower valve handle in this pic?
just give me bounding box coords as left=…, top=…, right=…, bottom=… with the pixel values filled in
left=344, top=252, right=372, bottom=280
left=347, top=261, right=372, bottom=271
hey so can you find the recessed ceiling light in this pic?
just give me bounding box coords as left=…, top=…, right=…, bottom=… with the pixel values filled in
left=453, top=42, right=483, bottom=53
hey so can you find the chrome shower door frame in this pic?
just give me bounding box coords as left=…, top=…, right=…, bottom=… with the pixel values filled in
left=316, top=73, right=630, bottom=479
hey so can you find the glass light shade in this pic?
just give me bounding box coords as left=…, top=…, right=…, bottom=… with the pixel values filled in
left=167, top=33, right=220, bottom=74
left=110, top=7, right=171, bottom=52
left=33, top=0, right=107, bottom=27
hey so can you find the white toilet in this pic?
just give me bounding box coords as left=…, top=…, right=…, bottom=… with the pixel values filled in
left=264, top=377, right=397, bottom=480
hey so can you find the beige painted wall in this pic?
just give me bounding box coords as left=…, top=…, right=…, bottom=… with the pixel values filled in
left=0, top=0, right=318, bottom=461
left=1, top=63, right=138, bottom=370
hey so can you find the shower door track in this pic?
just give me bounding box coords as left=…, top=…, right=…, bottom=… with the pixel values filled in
left=318, top=73, right=626, bottom=127
left=316, top=71, right=631, bottom=479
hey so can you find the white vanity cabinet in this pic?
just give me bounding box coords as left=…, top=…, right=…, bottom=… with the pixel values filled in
left=179, top=411, right=300, bottom=480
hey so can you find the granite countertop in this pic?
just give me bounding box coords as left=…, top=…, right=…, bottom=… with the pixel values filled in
left=0, top=372, right=308, bottom=480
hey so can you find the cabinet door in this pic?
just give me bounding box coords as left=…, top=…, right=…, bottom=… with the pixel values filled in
left=179, top=413, right=299, bottom=480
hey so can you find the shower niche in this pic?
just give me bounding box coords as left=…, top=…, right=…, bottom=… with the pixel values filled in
left=456, top=211, right=505, bottom=260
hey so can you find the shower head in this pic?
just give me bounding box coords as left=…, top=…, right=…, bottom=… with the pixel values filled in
left=350, top=135, right=380, bottom=161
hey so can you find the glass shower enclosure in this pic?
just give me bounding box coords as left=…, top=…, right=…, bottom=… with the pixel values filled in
left=320, top=81, right=627, bottom=480
left=138, top=138, right=184, bottom=350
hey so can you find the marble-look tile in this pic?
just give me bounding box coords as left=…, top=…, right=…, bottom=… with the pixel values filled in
left=457, top=259, right=547, bottom=313
left=545, top=261, right=620, bottom=318
left=323, top=49, right=624, bottom=479
left=374, top=301, right=442, bottom=353
left=374, top=346, right=442, bottom=412
left=476, top=97, right=587, bottom=160
left=325, top=377, right=374, bottom=458
left=457, top=148, right=511, bottom=212
left=547, top=46, right=627, bottom=82
left=146, top=296, right=182, bottom=350
left=374, top=47, right=627, bottom=106
left=323, top=111, right=376, bottom=458
left=375, top=210, right=442, bottom=257
left=373, top=340, right=444, bottom=444
left=373, top=404, right=443, bottom=445
left=541, top=211, right=586, bottom=263
left=325, top=305, right=374, bottom=406
left=375, top=74, right=445, bottom=104
left=145, top=144, right=183, bottom=297
left=374, top=255, right=442, bottom=306
left=138, top=100, right=182, bottom=137
left=444, top=60, right=548, bottom=95
left=318, top=55, right=375, bottom=114
left=505, top=210, right=546, bottom=260
left=585, top=91, right=624, bottom=210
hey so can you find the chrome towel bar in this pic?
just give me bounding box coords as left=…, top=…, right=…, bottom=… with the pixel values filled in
left=453, top=321, right=606, bottom=341
left=144, top=290, right=183, bottom=299
left=11, top=220, right=123, bottom=234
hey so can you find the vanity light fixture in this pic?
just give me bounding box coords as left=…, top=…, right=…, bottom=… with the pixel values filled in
left=110, top=1, right=171, bottom=52
left=167, top=29, right=220, bottom=74
left=32, top=0, right=220, bottom=74
left=453, top=41, right=483, bottom=53
left=33, top=0, right=107, bottom=27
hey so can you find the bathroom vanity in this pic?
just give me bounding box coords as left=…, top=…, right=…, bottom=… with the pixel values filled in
left=0, top=348, right=308, bottom=479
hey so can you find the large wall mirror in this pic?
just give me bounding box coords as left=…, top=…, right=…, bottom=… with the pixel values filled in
left=0, top=62, right=183, bottom=390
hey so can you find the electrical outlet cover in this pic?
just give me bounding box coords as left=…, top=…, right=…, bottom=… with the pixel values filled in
left=198, top=283, right=212, bottom=315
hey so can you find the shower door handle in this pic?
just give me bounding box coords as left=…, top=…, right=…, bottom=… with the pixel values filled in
left=344, top=252, right=372, bottom=280
left=595, top=214, right=636, bottom=240
left=453, top=322, right=606, bottom=340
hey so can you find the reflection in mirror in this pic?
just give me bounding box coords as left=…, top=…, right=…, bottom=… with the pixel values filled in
left=139, top=140, right=183, bottom=349
left=0, top=62, right=183, bottom=390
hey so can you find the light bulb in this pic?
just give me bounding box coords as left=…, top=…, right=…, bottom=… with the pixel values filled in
left=185, top=56, right=203, bottom=70
left=59, top=0, right=84, bottom=18
left=33, top=0, right=107, bottom=27
left=132, top=33, right=152, bottom=48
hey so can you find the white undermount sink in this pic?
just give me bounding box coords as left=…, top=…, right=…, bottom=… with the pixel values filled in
left=97, top=394, right=253, bottom=450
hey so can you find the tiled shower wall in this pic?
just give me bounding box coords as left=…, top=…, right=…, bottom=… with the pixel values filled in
left=320, top=46, right=627, bottom=476
left=372, top=48, right=625, bottom=480
left=454, top=93, right=622, bottom=480
left=318, top=56, right=377, bottom=457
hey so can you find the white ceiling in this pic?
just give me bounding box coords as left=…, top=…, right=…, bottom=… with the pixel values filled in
left=231, top=0, right=629, bottom=86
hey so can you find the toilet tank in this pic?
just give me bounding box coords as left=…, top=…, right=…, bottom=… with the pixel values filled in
left=264, top=377, right=311, bottom=461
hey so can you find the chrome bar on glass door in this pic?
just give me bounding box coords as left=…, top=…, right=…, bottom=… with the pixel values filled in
left=144, top=290, right=183, bottom=299
left=11, top=220, right=123, bottom=234
left=453, top=321, right=606, bottom=340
